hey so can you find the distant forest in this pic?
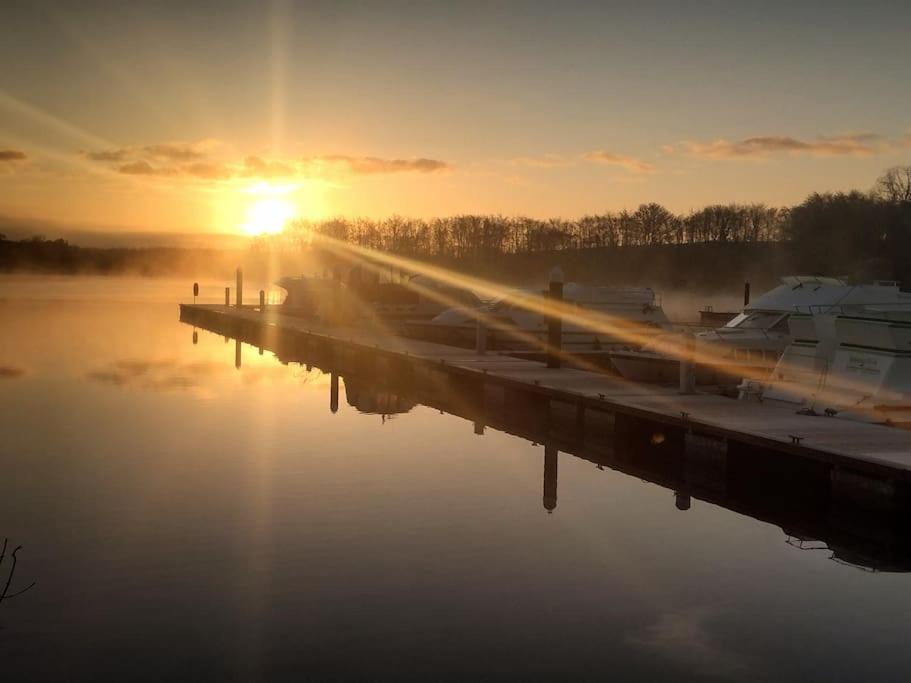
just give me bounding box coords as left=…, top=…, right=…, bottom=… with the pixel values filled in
left=2, top=166, right=910, bottom=288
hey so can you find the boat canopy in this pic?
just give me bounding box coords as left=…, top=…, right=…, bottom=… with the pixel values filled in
left=741, top=277, right=911, bottom=318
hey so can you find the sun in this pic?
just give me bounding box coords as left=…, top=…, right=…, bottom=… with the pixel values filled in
left=242, top=196, right=296, bottom=236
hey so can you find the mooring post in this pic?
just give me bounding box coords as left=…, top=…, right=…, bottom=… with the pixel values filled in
left=743, top=281, right=751, bottom=307
left=679, top=333, right=696, bottom=394
left=236, top=267, right=243, bottom=307
left=475, top=313, right=487, bottom=355
left=193, top=282, right=199, bottom=304
left=547, top=266, right=564, bottom=369
left=224, top=287, right=230, bottom=306
left=330, top=372, right=339, bottom=414
left=259, top=289, right=265, bottom=312
left=543, top=444, right=558, bottom=512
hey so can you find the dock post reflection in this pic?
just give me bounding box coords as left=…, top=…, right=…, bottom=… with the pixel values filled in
left=330, top=372, right=339, bottom=414
left=235, top=339, right=242, bottom=369
left=544, top=444, right=558, bottom=512
left=675, top=490, right=692, bottom=510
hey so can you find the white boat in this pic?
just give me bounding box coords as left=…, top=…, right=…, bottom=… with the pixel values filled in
left=740, top=307, right=911, bottom=425
left=428, top=283, right=670, bottom=349
left=612, top=276, right=911, bottom=386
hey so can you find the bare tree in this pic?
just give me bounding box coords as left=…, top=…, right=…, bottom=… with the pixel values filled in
left=874, top=166, right=911, bottom=203
left=0, top=538, right=35, bottom=607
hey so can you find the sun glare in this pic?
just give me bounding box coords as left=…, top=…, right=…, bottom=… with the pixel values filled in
left=242, top=194, right=297, bottom=236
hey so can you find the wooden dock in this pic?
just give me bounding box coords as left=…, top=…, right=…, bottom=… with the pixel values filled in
left=179, top=303, right=911, bottom=497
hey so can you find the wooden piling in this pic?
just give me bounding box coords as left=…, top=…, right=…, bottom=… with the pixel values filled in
left=547, top=266, right=564, bottom=369
left=236, top=268, right=243, bottom=307
left=679, top=334, right=696, bottom=394
left=475, top=315, right=487, bottom=355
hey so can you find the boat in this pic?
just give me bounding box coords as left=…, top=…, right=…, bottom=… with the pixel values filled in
left=424, top=283, right=670, bottom=350
left=612, top=276, right=911, bottom=386
left=739, top=307, right=911, bottom=426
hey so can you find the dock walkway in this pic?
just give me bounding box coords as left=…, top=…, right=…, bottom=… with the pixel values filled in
left=180, top=304, right=911, bottom=482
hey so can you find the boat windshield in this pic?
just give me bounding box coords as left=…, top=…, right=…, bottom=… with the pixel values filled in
left=727, top=311, right=788, bottom=329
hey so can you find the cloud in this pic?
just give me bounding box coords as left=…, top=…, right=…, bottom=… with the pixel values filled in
left=304, top=155, right=452, bottom=175
left=141, top=142, right=206, bottom=161
left=117, top=160, right=169, bottom=175
left=242, top=155, right=297, bottom=178
left=84, top=139, right=217, bottom=164
left=675, top=133, right=887, bottom=159
left=85, top=140, right=453, bottom=182
left=0, top=149, right=27, bottom=162
left=627, top=609, right=756, bottom=679
left=86, top=358, right=224, bottom=394
left=183, top=161, right=233, bottom=179
left=583, top=150, right=655, bottom=173
left=0, top=365, right=27, bottom=379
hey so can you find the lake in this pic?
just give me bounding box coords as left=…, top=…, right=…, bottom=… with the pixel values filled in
left=1, top=276, right=910, bottom=681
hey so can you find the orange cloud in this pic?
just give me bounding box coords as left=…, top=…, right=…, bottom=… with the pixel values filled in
left=304, top=155, right=452, bottom=174
left=242, top=155, right=297, bottom=178
left=675, top=133, right=887, bottom=159
left=0, top=149, right=27, bottom=162
left=583, top=150, right=655, bottom=173
left=117, top=160, right=170, bottom=175
left=84, top=142, right=452, bottom=182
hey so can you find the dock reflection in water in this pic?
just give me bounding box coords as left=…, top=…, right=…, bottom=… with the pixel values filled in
left=5, top=290, right=911, bottom=680
left=224, top=323, right=911, bottom=575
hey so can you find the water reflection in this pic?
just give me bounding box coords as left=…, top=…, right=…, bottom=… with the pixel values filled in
left=189, top=314, right=911, bottom=574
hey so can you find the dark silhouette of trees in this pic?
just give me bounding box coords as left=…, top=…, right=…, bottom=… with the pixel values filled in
left=874, top=166, right=911, bottom=204
left=291, top=201, right=787, bottom=259
left=786, top=190, right=911, bottom=282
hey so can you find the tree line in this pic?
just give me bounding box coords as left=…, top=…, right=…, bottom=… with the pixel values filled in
left=277, top=165, right=911, bottom=283
left=288, top=202, right=787, bottom=259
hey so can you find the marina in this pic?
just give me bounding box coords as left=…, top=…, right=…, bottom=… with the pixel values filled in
left=180, top=297, right=911, bottom=510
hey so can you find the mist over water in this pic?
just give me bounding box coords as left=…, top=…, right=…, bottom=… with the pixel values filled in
left=1, top=276, right=910, bottom=680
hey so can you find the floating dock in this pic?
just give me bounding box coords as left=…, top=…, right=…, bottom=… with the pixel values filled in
left=180, top=303, right=911, bottom=507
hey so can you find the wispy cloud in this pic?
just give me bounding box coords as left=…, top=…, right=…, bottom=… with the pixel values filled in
left=242, top=155, right=297, bottom=179
left=117, top=159, right=170, bottom=175
left=83, top=139, right=219, bottom=164
left=673, top=133, right=889, bottom=159
left=583, top=150, right=655, bottom=173
left=0, top=149, right=27, bottom=162
left=0, top=365, right=27, bottom=379
left=82, top=141, right=452, bottom=181
left=627, top=609, right=757, bottom=679
left=302, top=155, right=452, bottom=175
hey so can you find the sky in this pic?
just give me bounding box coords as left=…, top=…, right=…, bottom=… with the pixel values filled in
left=1, top=0, right=910, bottom=241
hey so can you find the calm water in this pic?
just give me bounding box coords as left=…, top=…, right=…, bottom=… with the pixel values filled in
left=1, top=276, right=910, bottom=681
